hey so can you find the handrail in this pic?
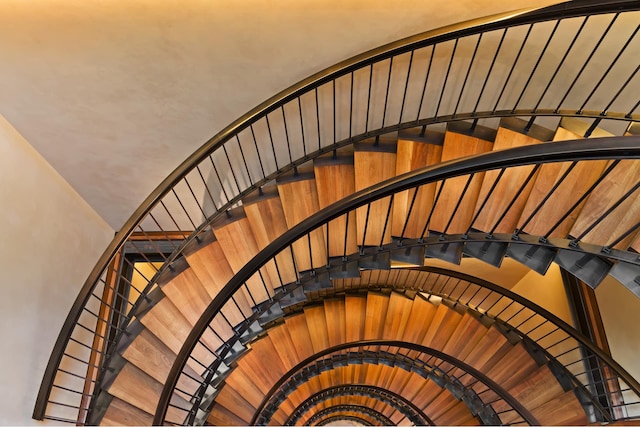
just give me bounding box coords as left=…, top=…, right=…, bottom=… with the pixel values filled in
left=285, top=385, right=433, bottom=426
left=257, top=350, right=502, bottom=425
left=248, top=341, right=538, bottom=426
left=155, top=137, right=640, bottom=423
left=34, top=0, right=640, bottom=422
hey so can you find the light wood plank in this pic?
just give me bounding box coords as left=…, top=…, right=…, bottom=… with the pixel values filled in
left=402, top=295, right=438, bottom=343
left=508, top=365, right=565, bottom=411
left=314, top=155, right=359, bottom=257
left=472, top=126, right=542, bottom=233
left=138, top=298, right=213, bottom=370
left=208, top=402, right=247, bottom=426
left=354, top=141, right=397, bottom=246
left=484, top=343, right=540, bottom=390
left=382, top=292, right=413, bottom=340
left=304, top=305, right=331, bottom=353
left=533, top=390, right=589, bottom=425
left=324, top=298, right=347, bottom=347
left=518, top=126, right=608, bottom=238
left=213, top=213, right=274, bottom=304
left=224, top=364, right=266, bottom=409
left=570, top=159, right=640, bottom=249
left=345, top=294, right=367, bottom=342
left=244, top=192, right=298, bottom=285
left=101, top=397, right=153, bottom=426
left=184, top=239, right=252, bottom=323
left=267, top=325, right=300, bottom=371
left=364, top=292, right=390, bottom=340
left=107, top=363, right=189, bottom=423
left=211, top=385, right=256, bottom=423
left=122, top=329, right=201, bottom=397
left=430, top=129, right=493, bottom=234
left=442, top=312, right=486, bottom=359
left=277, top=174, right=327, bottom=271
left=285, top=313, right=316, bottom=361
left=392, top=133, right=443, bottom=238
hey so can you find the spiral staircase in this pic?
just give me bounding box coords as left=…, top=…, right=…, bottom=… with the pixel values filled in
left=34, top=1, right=640, bottom=425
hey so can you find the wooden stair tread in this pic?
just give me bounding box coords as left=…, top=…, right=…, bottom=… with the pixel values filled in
left=209, top=384, right=256, bottom=423
left=570, top=158, right=640, bottom=249
left=213, top=212, right=274, bottom=304
left=430, top=127, right=493, bottom=234
left=285, top=312, right=316, bottom=361
left=277, top=173, right=327, bottom=271
left=442, top=312, right=489, bottom=360
left=121, top=328, right=201, bottom=396
left=207, top=402, right=247, bottom=426
left=354, top=141, right=397, bottom=246
left=345, top=294, right=367, bottom=342
left=533, top=389, right=589, bottom=425
left=323, top=298, right=347, bottom=347
left=106, top=363, right=189, bottom=424
left=314, top=155, right=358, bottom=257
left=364, top=292, right=390, bottom=340
left=421, top=303, right=463, bottom=350
left=244, top=193, right=298, bottom=285
left=304, top=305, right=331, bottom=353
left=101, top=397, right=153, bottom=426
left=382, top=292, right=413, bottom=340
left=184, top=238, right=252, bottom=323
left=518, top=126, right=607, bottom=238
left=434, top=400, right=479, bottom=425
left=392, top=132, right=443, bottom=239
left=484, top=343, right=540, bottom=390
left=222, top=363, right=266, bottom=409
left=507, top=364, right=566, bottom=411
left=472, top=123, right=543, bottom=234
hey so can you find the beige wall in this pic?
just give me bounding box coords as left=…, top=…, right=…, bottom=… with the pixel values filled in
left=0, top=114, right=113, bottom=425
left=596, top=276, right=640, bottom=417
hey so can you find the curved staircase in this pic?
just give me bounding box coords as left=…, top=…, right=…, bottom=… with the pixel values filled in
left=89, top=117, right=639, bottom=425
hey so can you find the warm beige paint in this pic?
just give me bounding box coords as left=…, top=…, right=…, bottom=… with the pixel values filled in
left=0, top=0, right=558, bottom=229
left=596, top=276, right=640, bottom=417
left=510, top=264, right=572, bottom=325
left=0, top=114, right=114, bottom=425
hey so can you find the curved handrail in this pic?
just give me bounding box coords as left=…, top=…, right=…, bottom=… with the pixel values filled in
left=248, top=341, right=538, bottom=426
left=285, top=385, right=433, bottom=426
left=34, top=0, right=640, bottom=422
left=257, top=350, right=504, bottom=425
left=155, top=137, right=640, bottom=423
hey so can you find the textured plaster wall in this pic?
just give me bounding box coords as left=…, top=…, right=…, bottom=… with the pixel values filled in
left=0, top=115, right=114, bottom=425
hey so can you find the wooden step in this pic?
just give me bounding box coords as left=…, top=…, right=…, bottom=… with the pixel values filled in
left=421, top=302, right=463, bottom=351
left=472, top=118, right=551, bottom=234
left=121, top=328, right=201, bottom=398
left=430, top=122, right=494, bottom=234
left=243, top=186, right=298, bottom=285
left=160, top=268, right=233, bottom=353
left=354, top=137, right=397, bottom=246
left=484, top=343, right=540, bottom=391
left=517, top=122, right=608, bottom=238
left=382, top=292, right=413, bottom=340
left=137, top=298, right=214, bottom=373
left=392, top=129, right=444, bottom=239
left=314, top=153, right=359, bottom=257
left=435, top=400, right=480, bottom=426
left=106, top=363, right=189, bottom=424
left=345, top=294, right=367, bottom=342
left=569, top=158, right=640, bottom=249
left=184, top=237, right=253, bottom=323
left=207, top=402, right=247, bottom=426
left=209, top=383, right=256, bottom=424
left=324, top=298, right=347, bottom=347
left=277, top=168, right=327, bottom=271
left=212, top=208, right=275, bottom=305
left=101, top=397, right=153, bottom=426
left=363, top=292, right=390, bottom=340
left=533, top=389, right=589, bottom=425
left=304, top=305, right=331, bottom=353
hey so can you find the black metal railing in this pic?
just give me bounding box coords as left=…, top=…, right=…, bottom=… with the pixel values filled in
left=253, top=346, right=514, bottom=425
left=34, top=0, right=640, bottom=424
left=156, top=138, right=640, bottom=425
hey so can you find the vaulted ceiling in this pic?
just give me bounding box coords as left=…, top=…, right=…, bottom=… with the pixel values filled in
left=0, top=0, right=557, bottom=229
